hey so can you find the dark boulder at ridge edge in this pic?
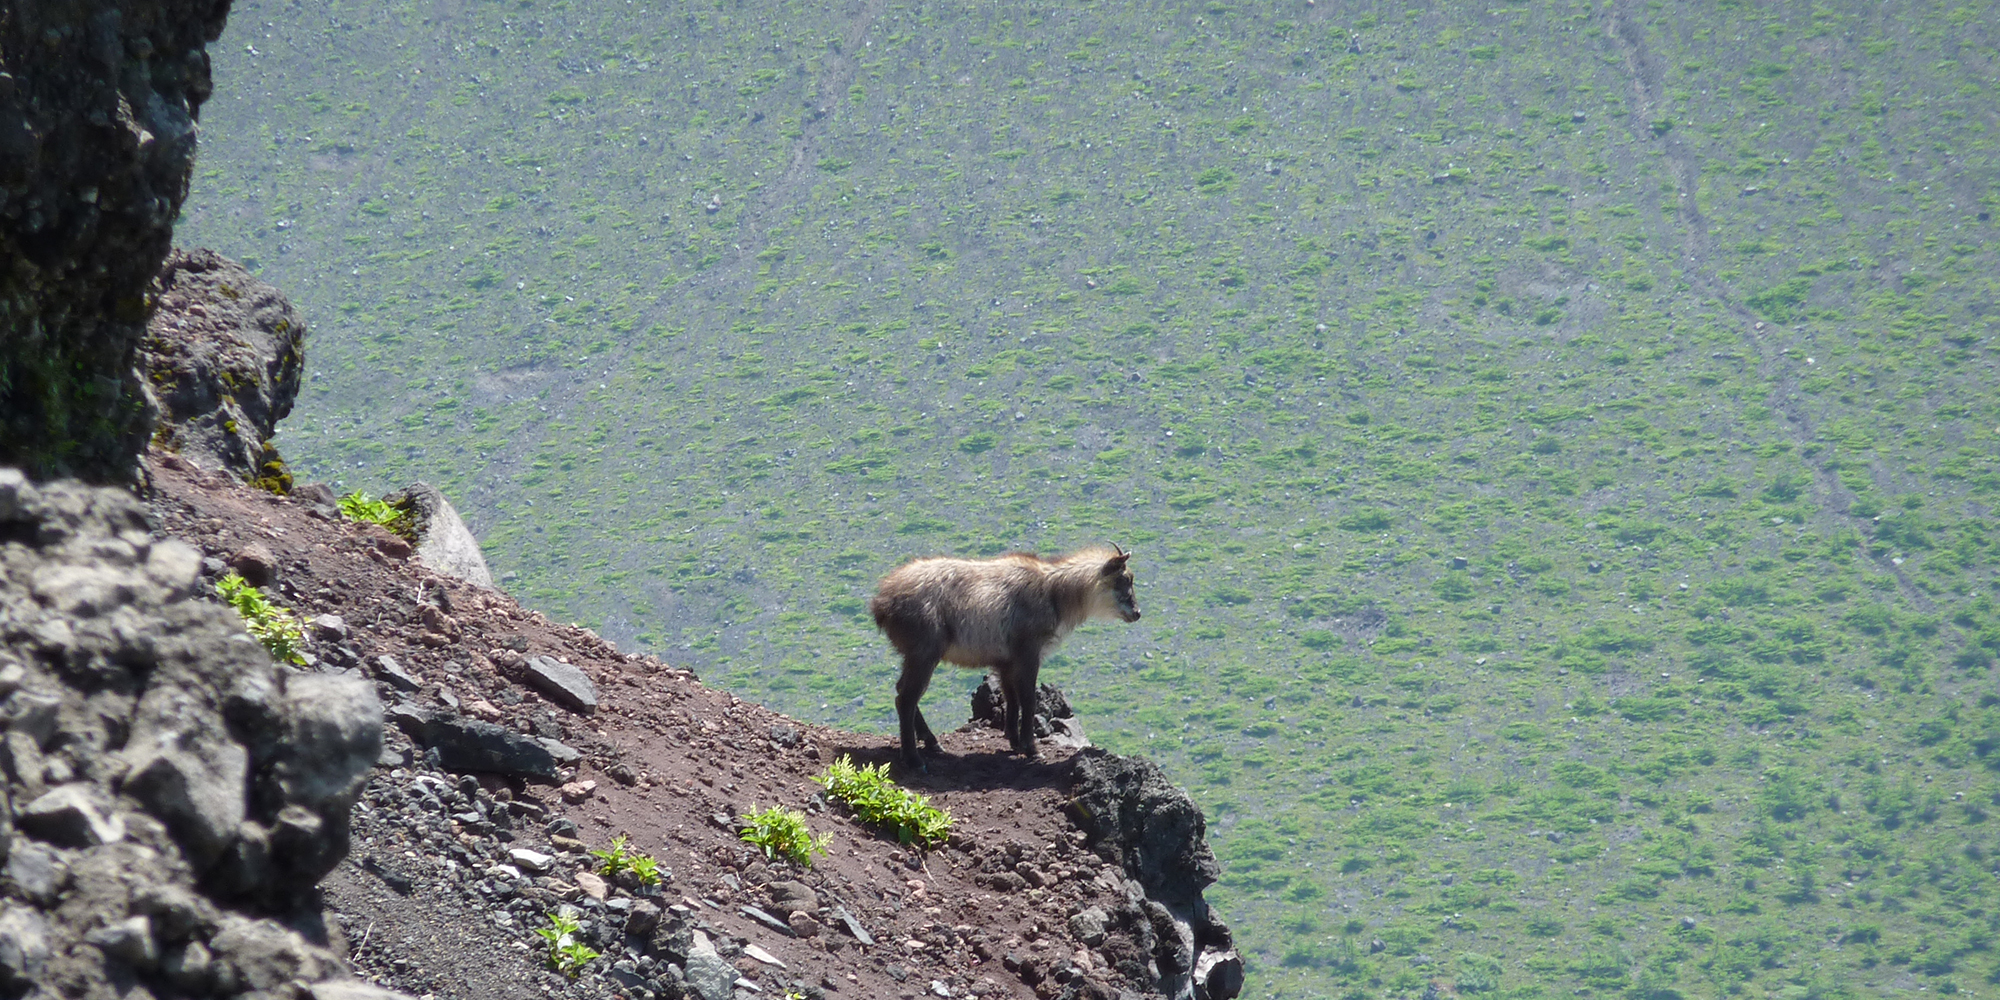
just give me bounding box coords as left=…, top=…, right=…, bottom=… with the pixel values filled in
left=141, top=247, right=307, bottom=491
left=1068, top=747, right=1243, bottom=1000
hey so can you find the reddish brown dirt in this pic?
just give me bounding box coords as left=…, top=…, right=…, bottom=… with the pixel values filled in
left=145, top=451, right=1160, bottom=1000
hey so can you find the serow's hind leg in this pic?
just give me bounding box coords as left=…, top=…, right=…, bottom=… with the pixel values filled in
left=895, top=651, right=941, bottom=773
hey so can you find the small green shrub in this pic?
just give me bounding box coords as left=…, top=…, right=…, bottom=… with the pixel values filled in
left=815, top=755, right=954, bottom=848
left=215, top=572, right=306, bottom=665
left=591, top=834, right=635, bottom=876
left=534, top=911, right=599, bottom=978
left=338, top=490, right=411, bottom=536
left=1456, top=951, right=1504, bottom=993
left=627, top=854, right=663, bottom=886
left=590, top=834, right=665, bottom=884
left=739, top=806, right=831, bottom=866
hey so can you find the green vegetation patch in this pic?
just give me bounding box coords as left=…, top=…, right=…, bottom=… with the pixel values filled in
left=215, top=572, right=306, bottom=665
left=815, top=756, right=953, bottom=848
left=739, top=806, right=831, bottom=866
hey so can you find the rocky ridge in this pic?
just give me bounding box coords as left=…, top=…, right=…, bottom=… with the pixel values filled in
left=143, top=449, right=1246, bottom=1000
left=138, top=248, right=306, bottom=492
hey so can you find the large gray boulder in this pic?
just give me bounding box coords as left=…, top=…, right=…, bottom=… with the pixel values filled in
left=382, top=482, right=495, bottom=588
left=386, top=703, right=578, bottom=780
left=523, top=654, right=598, bottom=714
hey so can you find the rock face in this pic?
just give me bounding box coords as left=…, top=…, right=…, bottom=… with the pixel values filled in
left=0, top=1, right=234, bottom=483
left=1069, top=748, right=1243, bottom=1000
left=381, top=482, right=495, bottom=587
left=140, top=248, right=307, bottom=491
left=0, top=468, right=402, bottom=998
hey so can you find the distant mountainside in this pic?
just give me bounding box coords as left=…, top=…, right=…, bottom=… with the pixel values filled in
left=180, top=1, right=1997, bottom=994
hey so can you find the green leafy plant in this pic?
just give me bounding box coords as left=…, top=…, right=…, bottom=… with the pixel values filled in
left=814, top=756, right=953, bottom=848
left=590, top=834, right=635, bottom=876
left=739, top=805, right=831, bottom=866
left=534, top=911, right=599, bottom=978
left=632, top=852, right=672, bottom=884
left=337, top=490, right=410, bottom=535
left=215, top=572, right=306, bottom=665
left=592, top=834, right=670, bottom=884
left=626, top=853, right=663, bottom=886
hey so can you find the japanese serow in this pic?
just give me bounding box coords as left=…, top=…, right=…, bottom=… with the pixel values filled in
left=868, top=545, right=1140, bottom=771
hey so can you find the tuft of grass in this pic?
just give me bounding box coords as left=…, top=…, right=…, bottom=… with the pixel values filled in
left=814, top=755, right=953, bottom=849
left=215, top=572, right=306, bottom=665
left=534, top=911, right=599, bottom=978
left=739, top=805, right=831, bottom=866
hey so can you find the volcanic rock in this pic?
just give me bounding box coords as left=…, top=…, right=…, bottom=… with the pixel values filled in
left=18, top=783, right=125, bottom=847
left=0, top=3, right=233, bottom=482
left=386, top=703, right=575, bottom=779
left=0, top=471, right=403, bottom=997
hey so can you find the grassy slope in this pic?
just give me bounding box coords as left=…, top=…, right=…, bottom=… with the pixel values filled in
left=179, top=1, right=2000, bottom=996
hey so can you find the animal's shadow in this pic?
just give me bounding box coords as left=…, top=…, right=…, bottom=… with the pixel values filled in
left=821, top=736, right=1077, bottom=795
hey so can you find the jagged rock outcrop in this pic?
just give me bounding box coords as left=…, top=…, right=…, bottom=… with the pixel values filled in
left=380, top=483, right=495, bottom=588
left=970, top=677, right=1091, bottom=749
left=0, top=1, right=234, bottom=483
left=1069, top=749, right=1243, bottom=1000
left=140, top=248, right=306, bottom=491
left=0, top=468, right=405, bottom=999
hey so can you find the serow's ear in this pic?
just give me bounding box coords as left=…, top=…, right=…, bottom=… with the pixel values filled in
left=1102, top=552, right=1130, bottom=575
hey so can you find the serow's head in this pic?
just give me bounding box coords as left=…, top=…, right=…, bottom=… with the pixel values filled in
left=1100, top=546, right=1140, bottom=622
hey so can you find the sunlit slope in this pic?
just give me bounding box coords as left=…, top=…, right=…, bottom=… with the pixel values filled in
left=181, top=1, right=1998, bottom=995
